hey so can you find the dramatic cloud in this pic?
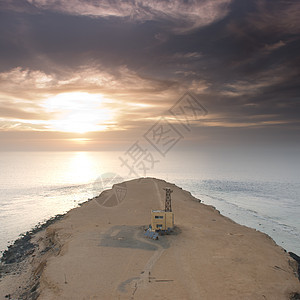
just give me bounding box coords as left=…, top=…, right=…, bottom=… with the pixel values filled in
left=0, top=65, right=199, bottom=132
left=3, top=0, right=233, bottom=33
left=247, top=0, right=300, bottom=35
left=0, top=0, right=299, bottom=150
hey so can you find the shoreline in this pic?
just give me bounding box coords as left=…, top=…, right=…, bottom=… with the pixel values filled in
left=0, top=196, right=94, bottom=264
left=0, top=177, right=299, bottom=299
left=1, top=179, right=299, bottom=257
left=2, top=199, right=300, bottom=271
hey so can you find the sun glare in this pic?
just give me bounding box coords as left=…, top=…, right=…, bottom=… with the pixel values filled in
left=44, top=92, right=113, bottom=133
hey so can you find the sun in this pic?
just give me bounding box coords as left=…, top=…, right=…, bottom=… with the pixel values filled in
left=43, top=92, right=113, bottom=133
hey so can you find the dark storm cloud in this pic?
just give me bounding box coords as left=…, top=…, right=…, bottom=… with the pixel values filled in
left=173, top=0, right=300, bottom=128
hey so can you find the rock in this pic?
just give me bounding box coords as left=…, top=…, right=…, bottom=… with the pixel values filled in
left=289, top=252, right=300, bottom=279
left=290, top=292, right=300, bottom=300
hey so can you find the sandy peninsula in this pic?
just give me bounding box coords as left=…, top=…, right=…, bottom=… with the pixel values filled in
left=0, top=178, right=299, bottom=299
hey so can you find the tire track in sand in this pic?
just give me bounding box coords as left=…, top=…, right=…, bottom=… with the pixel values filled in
left=118, top=180, right=166, bottom=299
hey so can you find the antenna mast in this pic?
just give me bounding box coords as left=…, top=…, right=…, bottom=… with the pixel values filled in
left=164, top=187, right=173, bottom=212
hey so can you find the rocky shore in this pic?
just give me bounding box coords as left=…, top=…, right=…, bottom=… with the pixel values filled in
left=0, top=214, right=67, bottom=299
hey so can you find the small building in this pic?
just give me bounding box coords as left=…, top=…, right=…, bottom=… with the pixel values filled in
left=151, top=210, right=174, bottom=231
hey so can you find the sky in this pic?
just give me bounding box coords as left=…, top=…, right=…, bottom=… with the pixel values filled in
left=0, top=0, right=299, bottom=155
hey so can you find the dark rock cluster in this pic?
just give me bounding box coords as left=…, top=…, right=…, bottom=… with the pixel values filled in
left=289, top=252, right=300, bottom=279
left=1, top=214, right=65, bottom=269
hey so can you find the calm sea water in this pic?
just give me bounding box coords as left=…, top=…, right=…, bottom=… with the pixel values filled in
left=0, top=151, right=299, bottom=255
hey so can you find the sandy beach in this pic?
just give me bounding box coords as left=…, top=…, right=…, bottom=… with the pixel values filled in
left=1, top=177, right=299, bottom=299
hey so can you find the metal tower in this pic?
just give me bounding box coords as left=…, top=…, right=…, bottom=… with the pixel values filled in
left=164, top=187, right=173, bottom=212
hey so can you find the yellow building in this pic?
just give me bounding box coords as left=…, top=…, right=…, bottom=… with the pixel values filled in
left=151, top=210, right=174, bottom=231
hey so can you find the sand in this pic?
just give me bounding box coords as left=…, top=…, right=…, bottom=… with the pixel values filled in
left=0, top=177, right=299, bottom=299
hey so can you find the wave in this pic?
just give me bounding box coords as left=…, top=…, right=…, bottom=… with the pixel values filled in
left=199, top=192, right=300, bottom=242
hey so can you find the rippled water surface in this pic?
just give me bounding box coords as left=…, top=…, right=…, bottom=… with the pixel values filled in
left=0, top=151, right=299, bottom=255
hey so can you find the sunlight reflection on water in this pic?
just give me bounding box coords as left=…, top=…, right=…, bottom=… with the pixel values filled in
left=0, top=151, right=299, bottom=254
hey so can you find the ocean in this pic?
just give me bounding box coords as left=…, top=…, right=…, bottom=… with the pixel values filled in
left=0, top=151, right=299, bottom=255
